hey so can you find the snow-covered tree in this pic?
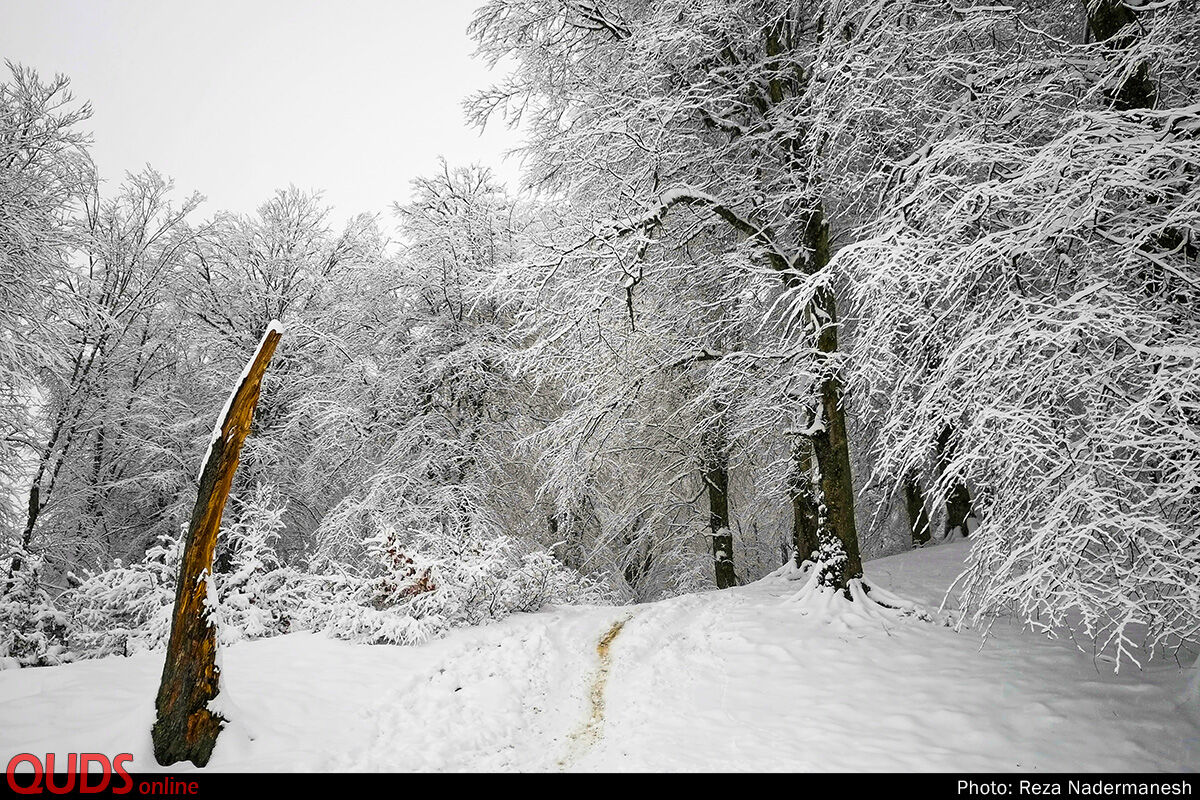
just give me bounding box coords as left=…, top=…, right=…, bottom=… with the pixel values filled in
left=0, top=545, right=70, bottom=668
left=10, top=168, right=200, bottom=593
left=470, top=0, right=872, bottom=592
left=63, top=531, right=181, bottom=659
left=814, top=0, right=1200, bottom=663
left=1, top=63, right=93, bottom=583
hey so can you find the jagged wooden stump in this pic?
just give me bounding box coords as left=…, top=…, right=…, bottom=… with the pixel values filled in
left=151, top=324, right=282, bottom=767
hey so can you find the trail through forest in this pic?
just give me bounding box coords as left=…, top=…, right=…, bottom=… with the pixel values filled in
left=1, top=542, right=1197, bottom=772
left=558, top=616, right=630, bottom=768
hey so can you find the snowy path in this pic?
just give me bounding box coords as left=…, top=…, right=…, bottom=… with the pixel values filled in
left=1, top=542, right=1197, bottom=772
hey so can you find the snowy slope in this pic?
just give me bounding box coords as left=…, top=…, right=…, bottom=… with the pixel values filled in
left=1, top=542, right=1197, bottom=772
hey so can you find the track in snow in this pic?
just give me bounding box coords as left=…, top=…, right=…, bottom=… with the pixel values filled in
left=558, top=616, right=631, bottom=768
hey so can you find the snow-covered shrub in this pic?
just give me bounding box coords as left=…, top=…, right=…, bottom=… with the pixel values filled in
left=64, top=485, right=311, bottom=657
left=55, top=474, right=610, bottom=659
left=0, top=543, right=71, bottom=669
left=63, top=532, right=182, bottom=658
left=491, top=548, right=613, bottom=614
left=209, top=484, right=306, bottom=645
left=312, top=524, right=615, bottom=646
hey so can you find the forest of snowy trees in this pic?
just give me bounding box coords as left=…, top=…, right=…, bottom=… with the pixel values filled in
left=2, top=0, right=1197, bottom=674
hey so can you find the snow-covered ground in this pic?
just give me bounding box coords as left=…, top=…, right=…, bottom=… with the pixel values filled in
left=2, top=541, right=1197, bottom=772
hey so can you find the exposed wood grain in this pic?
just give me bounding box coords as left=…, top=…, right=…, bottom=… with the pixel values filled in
left=151, top=326, right=282, bottom=767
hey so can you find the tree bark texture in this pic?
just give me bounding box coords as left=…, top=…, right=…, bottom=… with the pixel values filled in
left=151, top=325, right=281, bottom=767
left=705, top=457, right=737, bottom=589
left=804, top=209, right=864, bottom=588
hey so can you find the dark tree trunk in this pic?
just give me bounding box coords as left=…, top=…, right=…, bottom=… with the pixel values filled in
left=5, top=486, right=41, bottom=591
left=21, top=485, right=41, bottom=551
left=789, top=441, right=820, bottom=565
left=936, top=425, right=975, bottom=540
left=809, top=361, right=865, bottom=587
left=802, top=210, right=864, bottom=590
left=705, top=457, right=737, bottom=589
left=152, top=326, right=281, bottom=767
left=904, top=475, right=932, bottom=547
left=944, top=482, right=974, bottom=540
left=1087, top=0, right=1157, bottom=110
left=1087, top=0, right=1194, bottom=295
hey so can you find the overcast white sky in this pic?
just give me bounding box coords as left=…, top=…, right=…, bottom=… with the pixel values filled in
left=0, top=0, right=525, bottom=223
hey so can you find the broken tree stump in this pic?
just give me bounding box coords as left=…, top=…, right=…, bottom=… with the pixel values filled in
left=152, top=323, right=283, bottom=767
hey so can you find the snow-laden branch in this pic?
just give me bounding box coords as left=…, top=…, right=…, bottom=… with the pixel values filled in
left=595, top=185, right=797, bottom=274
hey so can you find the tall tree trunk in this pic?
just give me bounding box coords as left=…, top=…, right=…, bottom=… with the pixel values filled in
left=1087, top=0, right=1195, bottom=287
left=8, top=408, right=80, bottom=588
left=1087, top=0, right=1157, bottom=111
left=936, top=424, right=975, bottom=540
left=904, top=475, right=932, bottom=547
left=4, top=487, right=41, bottom=593
left=802, top=209, right=864, bottom=590
left=705, top=456, right=737, bottom=589
left=152, top=325, right=281, bottom=767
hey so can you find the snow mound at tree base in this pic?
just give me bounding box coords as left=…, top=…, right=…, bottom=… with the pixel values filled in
left=767, top=558, right=948, bottom=627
